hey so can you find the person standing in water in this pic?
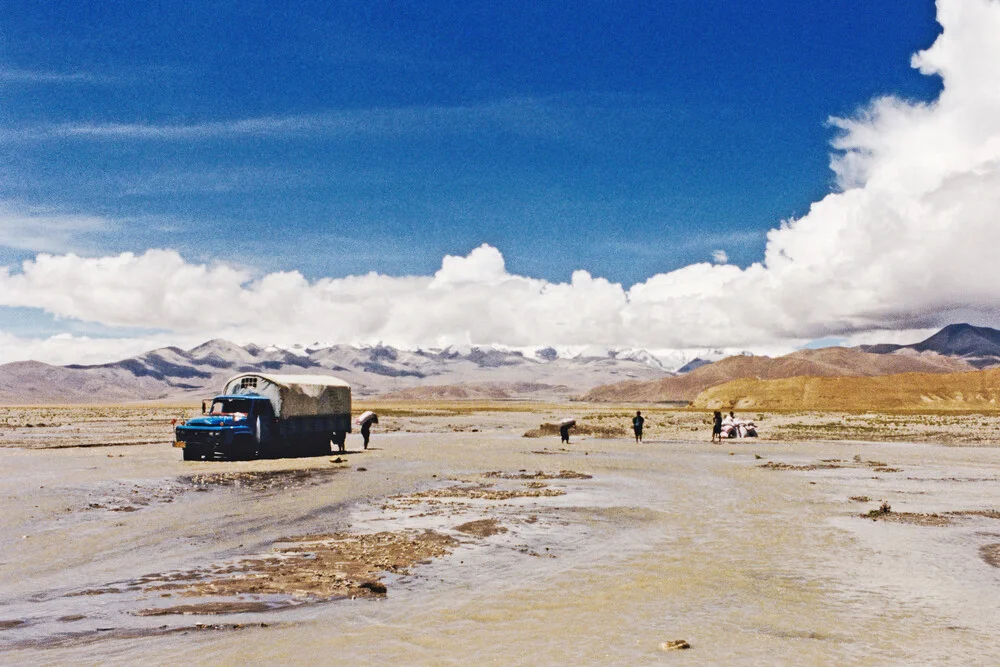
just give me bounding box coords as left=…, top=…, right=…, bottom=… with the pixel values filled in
left=632, top=410, right=645, bottom=443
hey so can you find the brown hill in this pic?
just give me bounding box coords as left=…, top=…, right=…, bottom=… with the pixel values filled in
left=691, top=367, right=1000, bottom=411
left=581, top=348, right=974, bottom=403
left=0, top=361, right=184, bottom=404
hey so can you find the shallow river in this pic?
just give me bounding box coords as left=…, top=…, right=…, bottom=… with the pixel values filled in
left=3, top=431, right=1000, bottom=665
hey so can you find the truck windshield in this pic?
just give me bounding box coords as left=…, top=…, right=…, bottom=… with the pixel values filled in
left=210, top=398, right=254, bottom=415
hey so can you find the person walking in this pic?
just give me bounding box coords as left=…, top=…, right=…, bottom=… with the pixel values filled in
left=360, top=420, right=372, bottom=449
left=632, top=410, right=645, bottom=443
left=560, top=421, right=572, bottom=444
left=358, top=411, right=378, bottom=450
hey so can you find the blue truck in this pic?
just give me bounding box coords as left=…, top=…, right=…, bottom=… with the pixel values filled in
left=174, top=373, right=352, bottom=461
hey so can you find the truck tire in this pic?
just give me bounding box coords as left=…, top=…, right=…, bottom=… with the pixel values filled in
left=332, top=431, right=346, bottom=453
left=237, top=434, right=260, bottom=460
left=182, top=447, right=200, bottom=461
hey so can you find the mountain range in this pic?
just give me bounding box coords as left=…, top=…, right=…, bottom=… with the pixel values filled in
left=3, top=323, right=999, bottom=405
left=583, top=323, right=1000, bottom=404
left=0, top=340, right=673, bottom=404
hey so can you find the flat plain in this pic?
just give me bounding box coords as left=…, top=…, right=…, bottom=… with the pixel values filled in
left=7, top=402, right=1000, bottom=449
left=4, top=402, right=1000, bottom=665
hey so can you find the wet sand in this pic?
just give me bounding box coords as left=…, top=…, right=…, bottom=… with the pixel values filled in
left=3, top=405, right=1000, bottom=664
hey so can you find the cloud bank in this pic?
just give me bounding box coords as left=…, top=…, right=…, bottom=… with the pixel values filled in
left=3, top=0, right=1000, bottom=365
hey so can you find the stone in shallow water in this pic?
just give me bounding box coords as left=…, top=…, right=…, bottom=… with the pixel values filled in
left=359, top=581, right=387, bottom=595
left=660, top=640, right=691, bottom=651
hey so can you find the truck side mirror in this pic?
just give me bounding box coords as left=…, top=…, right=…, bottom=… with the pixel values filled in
left=202, top=399, right=211, bottom=415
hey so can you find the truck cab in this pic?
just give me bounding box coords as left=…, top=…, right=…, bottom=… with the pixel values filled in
left=175, top=395, right=273, bottom=461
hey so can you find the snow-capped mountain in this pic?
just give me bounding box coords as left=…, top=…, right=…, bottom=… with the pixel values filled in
left=2, top=340, right=676, bottom=403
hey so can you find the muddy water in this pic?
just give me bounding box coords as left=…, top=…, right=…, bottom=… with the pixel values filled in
left=3, top=432, right=1000, bottom=664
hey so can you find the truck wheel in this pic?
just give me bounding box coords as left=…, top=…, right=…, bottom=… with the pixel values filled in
left=237, top=435, right=260, bottom=460
left=332, top=431, right=346, bottom=453
left=182, top=447, right=200, bottom=461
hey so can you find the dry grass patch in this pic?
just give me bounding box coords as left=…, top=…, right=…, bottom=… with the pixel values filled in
left=454, top=519, right=508, bottom=537
left=138, top=530, right=458, bottom=605
left=759, top=461, right=845, bottom=471
left=482, top=470, right=592, bottom=480
left=408, top=482, right=566, bottom=500
left=980, top=544, right=1000, bottom=568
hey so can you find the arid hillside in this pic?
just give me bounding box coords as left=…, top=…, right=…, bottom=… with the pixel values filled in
left=581, top=347, right=973, bottom=403
left=0, top=361, right=186, bottom=404
left=692, top=367, right=1000, bottom=411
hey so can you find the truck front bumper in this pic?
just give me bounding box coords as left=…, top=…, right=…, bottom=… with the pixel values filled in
left=175, top=427, right=242, bottom=459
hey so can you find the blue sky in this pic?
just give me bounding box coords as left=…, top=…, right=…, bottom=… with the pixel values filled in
left=2, top=0, right=941, bottom=285
left=10, top=0, right=997, bottom=365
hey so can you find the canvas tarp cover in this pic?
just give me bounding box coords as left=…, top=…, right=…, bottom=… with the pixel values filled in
left=223, top=374, right=351, bottom=418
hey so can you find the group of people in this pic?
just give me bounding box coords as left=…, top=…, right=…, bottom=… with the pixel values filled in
left=711, top=410, right=757, bottom=441
left=368, top=407, right=761, bottom=448
left=559, top=409, right=756, bottom=444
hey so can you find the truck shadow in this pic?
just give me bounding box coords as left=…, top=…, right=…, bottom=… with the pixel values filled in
left=183, top=448, right=364, bottom=462
left=181, top=467, right=343, bottom=492
left=254, top=450, right=362, bottom=460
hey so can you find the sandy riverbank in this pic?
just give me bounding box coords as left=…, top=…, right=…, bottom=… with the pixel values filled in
left=3, top=404, right=1000, bottom=664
